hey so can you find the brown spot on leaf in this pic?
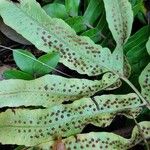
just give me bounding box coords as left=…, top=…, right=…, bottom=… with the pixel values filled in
left=44, top=85, right=48, bottom=91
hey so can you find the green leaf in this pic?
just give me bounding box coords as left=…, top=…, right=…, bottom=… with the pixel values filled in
left=124, top=26, right=150, bottom=57
left=83, top=0, right=103, bottom=26
left=0, top=72, right=118, bottom=108
left=65, top=0, right=80, bottom=17
left=0, top=94, right=142, bottom=146
left=137, top=12, right=147, bottom=24
left=103, top=0, right=134, bottom=76
left=82, top=12, right=110, bottom=43
left=124, top=26, right=150, bottom=87
left=33, top=52, right=59, bottom=76
left=81, top=28, right=101, bottom=43
left=65, top=16, right=87, bottom=33
left=129, top=0, right=144, bottom=16
left=54, top=0, right=64, bottom=4
left=13, top=49, right=36, bottom=74
left=0, top=0, right=114, bottom=76
left=30, top=121, right=150, bottom=150
left=146, top=36, right=150, bottom=55
left=42, top=3, right=68, bottom=19
left=139, top=63, right=150, bottom=104
left=103, top=0, right=133, bottom=45
left=3, top=69, right=33, bottom=80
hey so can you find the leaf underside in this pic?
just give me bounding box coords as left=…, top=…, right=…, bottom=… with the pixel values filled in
left=103, top=0, right=133, bottom=45
left=103, top=0, right=133, bottom=75
left=0, top=0, right=112, bottom=76
left=139, top=63, right=150, bottom=104
left=0, top=73, right=118, bottom=108
left=0, top=0, right=148, bottom=149
left=0, top=94, right=142, bottom=146
left=29, top=121, right=150, bottom=150
left=0, top=0, right=133, bottom=77
left=139, top=37, right=150, bottom=105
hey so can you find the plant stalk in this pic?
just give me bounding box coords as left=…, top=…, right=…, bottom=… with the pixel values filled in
left=121, top=76, right=150, bottom=109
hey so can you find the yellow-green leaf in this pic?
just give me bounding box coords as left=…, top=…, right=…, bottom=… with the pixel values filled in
left=0, top=0, right=115, bottom=76
left=0, top=73, right=118, bottom=108
left=103, top=0, right=133, bottom=45
left=0, top=94, right=142, bottom=146
left=30, top=121, right=150, bottom=150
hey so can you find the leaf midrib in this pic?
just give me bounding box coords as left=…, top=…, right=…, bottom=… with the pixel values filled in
left=8, top=0, right=112, bottom=73
left=0, top=103, right=142, bottom=128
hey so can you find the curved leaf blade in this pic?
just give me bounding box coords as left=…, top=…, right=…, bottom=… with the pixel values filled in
left=13, top=49, right=36, bottom=74
left=83, top=0, right=103, bottom=25
left=0, top=73, right=118, bottom=108
left=42, top=3, right=68, bottom=19
left=65, top=0, right=80, bottom=17
left=65, top=16, right=87, bottom=33
left=0, top=0, right=113, bottom=76
left=31, top=121, right=150, bottom=150
left=139, top=63, right=150, bottom=104
left=3, top=69, right=34, bottom=80
left=0, top=94, right=142, bottom=146
left=146, top=36, right=150, bottom=55
left=124, top=26, right=150, bottom=87
left=33, top=52, right=59, bottom=76
left=103, top=0, right=133, bottom=45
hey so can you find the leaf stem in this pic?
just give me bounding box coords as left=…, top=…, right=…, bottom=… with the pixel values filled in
left=121, top=76, right=150, bottom=109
